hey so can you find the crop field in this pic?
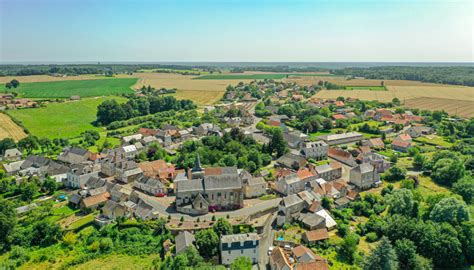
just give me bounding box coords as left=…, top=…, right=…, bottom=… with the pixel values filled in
left=0, top=74, right=136, bottom=84
left=13, top=78, right=136, bottom=98
left=0, top=113, right=27, bottom=141
left=404, top=97, right=474, bottom=118
left=7, top=96, right=126, bottom=139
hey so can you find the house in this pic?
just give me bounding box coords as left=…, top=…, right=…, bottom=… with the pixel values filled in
left=396, top=133, right=412, bottom=142
left=138, top=127, right=159, bottom=137
left=133, top=177, right=167, bottom=196
left=297, top=213, right=326, bottom=230
left=391, top=139, right=412, bottom=152
left=3, top=148, right=22, bottom=161
left=362, top=138, right=385, bottom=149
left=356, top=152, right=391, bottom=173
left=275, top=153, right=307, bottom=170
left=301, top=141, right=328, bottom=160
left=270, top=247, right=292, bottom=270
left=102, top=200, right=132, bottom=220
left=283, top=130, right=307, bottom=149
left=315, top=209, right=337, bottom=230
left=70, top=95, right=81, bottom=100
left=350, top=163, right=380, bottom=190
left=138, top=160, right=175, bottom=180
left=220, top=233, right=260, bottom=265
left=58, top=147, right=91, bottom=164
left=313, top=162, right=342, bottom=181
left=122, top=134, right=143, bottom=144
left=274, top=169, right=318, bottom=196
left=318, top=132, right=363, bottom=145
left=277, top=194, right=306, bottom=226
left=332, top=114, right=346, bottom=120
left=175, top=231, right=195, bottom=254
left=134, top=200, right=156, bottom=220
left=406, top=126, right=434, bottom=138
left=66, top=164, right=100, bottom=189
left=80, top=191, right=110, bottom=210
left=175, top=156, right=244, bottom=215
left=121, top=145, right=138, bottom=159
left=243, top=176, right=266, bottom=199
left=2, top=160, right=24, bottom=176
left=328, top=148, right=357, bottom=167
left=374, top=109, right=393, bottom=121
left=292, top=245, right=324, bottom=263
left=294, top=261, right=329, bottom=270
left=302, top=228, right=329, bottom=245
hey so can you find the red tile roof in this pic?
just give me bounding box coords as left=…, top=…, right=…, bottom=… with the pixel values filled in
left=332, top=114, right=346, bottom=120
left=304, top=228, right=329, bottom=242
left=297, top=168, right=315, bottom=180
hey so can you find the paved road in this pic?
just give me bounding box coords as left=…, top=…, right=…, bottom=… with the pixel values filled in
left=137, top=191, right=281, bottom=221
left=258, top=212, right=277, bottom=270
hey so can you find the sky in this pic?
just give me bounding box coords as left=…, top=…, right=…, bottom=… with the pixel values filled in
left=0, top=0, right=473, bottom=63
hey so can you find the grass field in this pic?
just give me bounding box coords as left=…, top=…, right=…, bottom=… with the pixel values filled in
left=344, top=85, right=386, bottom=91
left=7, top=96, right=126, bottom=139
left=13, top=78, right=136, bottom=98
left=0, top=112, right=27, bottom=141
left=414, top=135, right=454, bottom=148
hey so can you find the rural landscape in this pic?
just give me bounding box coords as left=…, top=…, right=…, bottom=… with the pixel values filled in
left=0, top=0, right=473, bottom=270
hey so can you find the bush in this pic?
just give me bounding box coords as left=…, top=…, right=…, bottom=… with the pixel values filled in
left=366, top=232, right=379, bottom=243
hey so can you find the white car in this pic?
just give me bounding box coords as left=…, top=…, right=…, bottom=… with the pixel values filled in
left=267, top=246, right=274, bottom=255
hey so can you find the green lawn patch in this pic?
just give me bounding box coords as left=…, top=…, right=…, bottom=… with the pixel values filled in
left=194, top=73, right=336, bottom=80
left=8, top=96, right=127, bottom=139
left=15, top=78, right=136, bottom=98
left=343, top=85, right=387, bottom=91
left=68, top=214, right=95, bottom=231
left=414, top=135, right=453, bottom=148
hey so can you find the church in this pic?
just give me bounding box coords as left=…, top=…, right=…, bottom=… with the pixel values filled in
left=174, top=155, right=245, bottom=215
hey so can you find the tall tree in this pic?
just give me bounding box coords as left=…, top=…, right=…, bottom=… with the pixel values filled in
left=213, top=218, right=233, bottom=237
left=363, top=237, right=398, bottom=270
left=429, top=197, right=470, bottom=225
left=386, top=189, right=415, bottom=216
left=231, top=256, right=252, bottom=270
left=195, top=229, right=219, bottom=258
left=0, top=199, right=17, bottom=251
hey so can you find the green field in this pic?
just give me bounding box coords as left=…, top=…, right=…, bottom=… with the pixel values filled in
left=343, top=85, right=387, bottom=91
left=8, top=96, right=126, bottom=139
left=194, top=73, right=335, bottom=80
left=14, top=78, right=137, bottom=98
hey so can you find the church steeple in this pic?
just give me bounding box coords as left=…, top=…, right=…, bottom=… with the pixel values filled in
left=192, top=154, right=203, bottom=172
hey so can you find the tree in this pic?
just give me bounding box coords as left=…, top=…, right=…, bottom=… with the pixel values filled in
left=453, top=176, right=474, bottom=204
left=384, top=165, right=406, bottom=182
left=412, top=154, right=426, bottom=170
left=213, top=218, right=233, bottom=237
left=0, top=138, right=16, bottom=154
left=96, top=99, right=127, bottom=125
left=363, top=237, right=398, bottom=270
left=10, top=79, right=20, bottom=88
left=19, top=182, right=38, bottom=202
left=322, top=197, right=333, bottom=209
left=431, top=158, right=465, bottom=186
left=0, top=199, right=17, bottom=251
left=42, top=177, right=58, bottom=194
left=386, top=189, right=414, bottom=216
left=231, top=256, right=252, bottom=270
left=392, top=97, right=400, bottom=106
left=18, top=136, right=40, bottom=154
left=268, top=129, right=287, bottom=157
left=5, top=82, right=12, bottom=89
left=195, top=229, right=219, bottom=258
left=429, top=197, right=469, bottom=225
left=338, top=232, right=359, bottom=263
left=395, top=238, right=429, bottom=270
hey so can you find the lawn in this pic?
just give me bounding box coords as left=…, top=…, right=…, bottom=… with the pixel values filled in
left=344, top=86, right=387, bottom=91
left=414, top=135, right=453, bottom=148
left=15, top=78, right=137, bottom=98
left=194, top=73, right=335, bottom=80
left=8, top=96, right=127, bottom=139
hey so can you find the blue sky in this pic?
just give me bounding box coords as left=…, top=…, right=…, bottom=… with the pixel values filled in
left=0, top=0, right=472, bottom=62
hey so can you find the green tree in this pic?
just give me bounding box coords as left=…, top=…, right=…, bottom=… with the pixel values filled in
left=363, top=237, right=398, bottom=270
left=453, top=176, right=474, bottom=204
left=213, top=218, right=233, bottom=237
left=386, top=189, right=414, bottom=216
left=395, top=238, right=431, bottom=270
left=0, top=199, right=17, bottom=251
left=269, top=129, right=287, bottom=157
left=42, top=177, right=58, bottom=195
left=412, top=154, right=426, bottom=170
left=231, top=256, right=252, bottom=270
left=18, top=136, right=40, bottom=154
left=338, top=232, right=359, bottom=264
left=19, top=182, right=38, bottom=202
left=432, top=158, right=465, bottom=186
left=195, top=229, right=219, bottom=258
left=0, top=138, right=16, bottom=154
left=384, top=166, right=406, bottom=181
left=10, top=79, right=20, bottom=88
left=429, top=197, right=470, bottom=225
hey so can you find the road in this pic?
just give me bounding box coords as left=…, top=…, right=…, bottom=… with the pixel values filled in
left=257, top=211, right=277, bottom=270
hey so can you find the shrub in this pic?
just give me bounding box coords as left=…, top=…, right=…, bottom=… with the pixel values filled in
left=366, top=232, right=379, bottom=243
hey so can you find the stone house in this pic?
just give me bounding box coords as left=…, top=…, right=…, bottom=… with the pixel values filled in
left=220, top=233, right=260, bottom=265
left=313, top=161, right=342, bottom=181
left=302, top=228, right=329, bottom=245
left=243, top=176, right=266, bottom=199
left=349, top=163, right=380, bottom=190
left=3, top=148, right=22, bottom=161
left=406, top=126, right=434, bottom=138
left=301, top=141, right=328, bottom=160
left=58, top=147, right=91, bottom=164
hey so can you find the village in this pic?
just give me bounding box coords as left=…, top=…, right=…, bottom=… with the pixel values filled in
left=1, top=78, right=458, bottom=270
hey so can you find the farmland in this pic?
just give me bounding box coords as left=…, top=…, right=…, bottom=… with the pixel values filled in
left=0, top=113, right=27, bottom=141
left=343, top=85, right=386, bottom=91
left=7, top=96, right=127, bottom=139
left=404, top=97, right=474, bottom=118
left=13, top=78, right=137, bottom=98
